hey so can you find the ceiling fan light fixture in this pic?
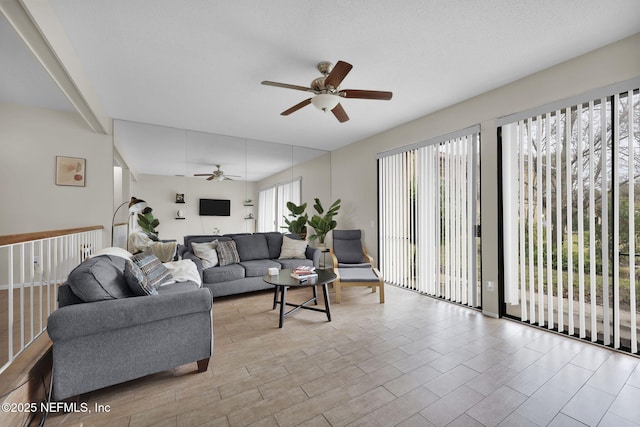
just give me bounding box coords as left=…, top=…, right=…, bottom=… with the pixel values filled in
left=311, top=93, right=340, bottom=112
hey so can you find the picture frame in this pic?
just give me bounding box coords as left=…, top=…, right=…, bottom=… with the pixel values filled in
left=56, top=156, right=86, bottom=187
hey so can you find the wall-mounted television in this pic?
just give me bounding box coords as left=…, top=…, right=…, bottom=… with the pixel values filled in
left=199, top=198, right=231, bottom=216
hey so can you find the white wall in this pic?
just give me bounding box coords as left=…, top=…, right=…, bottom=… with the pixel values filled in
left=330, top=32, right=640, bottom=316
left=131, top=174, right=258, bottom=241
left=0, top=102, right=113, bottom=240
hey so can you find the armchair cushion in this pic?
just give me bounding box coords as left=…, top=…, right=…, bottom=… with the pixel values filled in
left=334, top=239, right=365, bottom=264
left=338, top=262, right=372, bottom=268
left=337, top=267, right=380, bottom=282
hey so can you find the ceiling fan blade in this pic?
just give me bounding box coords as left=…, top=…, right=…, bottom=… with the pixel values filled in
left=281, top=98, right=312, bottom=116
left=206, top=175, right=215, bottom=181
left=339, top=89, right=393, bottom=100
left=194, top=173, right=213, bottom=176
left=325, top=61, right=352, bottom=89
left=262, top=81, right=315, bottom=93
left=331, top=103, right=349, bottom=123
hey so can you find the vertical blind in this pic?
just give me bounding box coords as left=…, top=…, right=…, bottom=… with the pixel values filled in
left=378, top=126, right=480, bottom=307
left=501, top=80, right=639, bottom=353
left=257, top=177, right=301, bottom=232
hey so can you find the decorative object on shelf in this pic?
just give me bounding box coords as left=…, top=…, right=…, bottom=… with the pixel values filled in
left=308, top=198, right=341, bottom=245
left=176, top=193, right=185, bottom=203
left=111, top=197, right=147, bottom=245
left=282, top=202, right=308, bottom=239
left=244, top=212, right=254, bottom=220
left=176, top=209, right=186, bottom=220
left=56, top=156, right=86, bottom=187
left=244, top=199, right=253, bottom=206
left=137, top=206, right=160, bottom=240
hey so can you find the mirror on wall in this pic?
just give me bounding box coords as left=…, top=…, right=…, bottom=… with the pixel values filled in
left=113, top=120, right=330, bottom=240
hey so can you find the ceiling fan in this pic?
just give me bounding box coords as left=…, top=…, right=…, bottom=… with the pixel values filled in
left=194, top=165, right=240, bottom=182
left=261, top=60, right=392, bottom=123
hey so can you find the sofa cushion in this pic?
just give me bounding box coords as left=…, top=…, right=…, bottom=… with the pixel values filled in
left=203, top=264, right=245, bottom=284
left=156, top=281, right=201, bottom=294
left=124, top=259, right=158, bottom=296
left=183, top=235, right=228, bottom=248
left=239, top=259, right=281, bottom=277
left=232, top=234, right=270, bottom=261
left=259, top=232, right=284, bottom=259
left=131, top=252, right=173, bottom=289
left=190, top=240, right=219, bottom=268
left=67, top=255, right=133, bottom=302
left=279, top=235, right=308, bottom=259
left=216, top=240, right=240, bottom=266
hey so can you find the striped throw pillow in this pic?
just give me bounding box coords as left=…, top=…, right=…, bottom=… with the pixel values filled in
left=131, top=252, right=172, bottom=290
left=216, top=240, right=240, bottom=266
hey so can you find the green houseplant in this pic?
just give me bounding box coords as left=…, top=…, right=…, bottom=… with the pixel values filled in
left=308, top=198, right=341, bottom=245
left=137, top=207, right=160, bottom=240
left=282, top=202, right=308, bottom=238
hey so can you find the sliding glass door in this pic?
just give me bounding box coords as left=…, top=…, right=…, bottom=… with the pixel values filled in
left=378, top=126, right=481, bottom=308
left=501, top=83, right=639, bottom=353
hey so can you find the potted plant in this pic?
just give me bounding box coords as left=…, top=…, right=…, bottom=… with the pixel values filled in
left=137, top=207, right=160, bottom=240
left=282, top=202, right=308, bottom=239
left=308, top=198, right=341, bottom=246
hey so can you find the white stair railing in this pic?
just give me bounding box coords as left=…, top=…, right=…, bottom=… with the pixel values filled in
left=0, top=226, right=103, bottom=374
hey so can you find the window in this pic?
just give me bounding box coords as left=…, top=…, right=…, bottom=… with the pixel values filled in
left=500, top=78, right=640, bottom=353
left=257, top=177, right=301, bottom=232
left=378, top=126, right=481, bottom=307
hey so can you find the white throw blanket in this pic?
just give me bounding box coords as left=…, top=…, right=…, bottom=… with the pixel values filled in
left=128, top=232, right=177, bottom=262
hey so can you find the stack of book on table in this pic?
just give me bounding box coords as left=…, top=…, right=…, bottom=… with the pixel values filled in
left=291, top=266, right=318, bottom=281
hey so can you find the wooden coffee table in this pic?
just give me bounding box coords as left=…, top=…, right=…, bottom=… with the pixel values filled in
left=262, top=268, right=336, bottom=328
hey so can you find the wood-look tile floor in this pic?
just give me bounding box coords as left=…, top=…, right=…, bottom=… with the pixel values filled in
left=37, top=285, right=639, bottom=427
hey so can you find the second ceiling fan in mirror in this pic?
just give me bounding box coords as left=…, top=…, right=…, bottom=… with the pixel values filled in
left=194, top=165, right=240, bottom=181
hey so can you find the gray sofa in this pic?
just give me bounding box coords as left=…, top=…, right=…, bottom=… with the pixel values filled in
left=182, top=232, right=320, bottom=298
left=47, top=254, right=213, bottom=401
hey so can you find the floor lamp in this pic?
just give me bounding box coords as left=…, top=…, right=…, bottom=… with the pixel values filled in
left=111, top=197, right=147, bottom=247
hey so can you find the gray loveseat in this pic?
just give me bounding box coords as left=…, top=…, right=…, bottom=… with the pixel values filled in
left=182, top=232, right=320, bottom=298
left=47, top=254, right=213, bottom=401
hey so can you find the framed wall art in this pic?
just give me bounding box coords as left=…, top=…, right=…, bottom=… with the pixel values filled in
left=56, top=156, right=86, bottom=187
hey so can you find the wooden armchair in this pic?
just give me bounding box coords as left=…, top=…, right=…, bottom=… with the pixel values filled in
left=329, top=230, right=384, bottom=303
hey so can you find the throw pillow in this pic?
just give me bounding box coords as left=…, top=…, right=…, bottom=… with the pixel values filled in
left=131, top=252, right=173, bottom=289
left=67, top=255, right=133, bottom=302
left=191, top=240, right=219, bottom=268
left=279, top=236, right=307, bottom=259
left=216, top=240, right=240, bottom=266
left=124, top=259, right=158, bottom=296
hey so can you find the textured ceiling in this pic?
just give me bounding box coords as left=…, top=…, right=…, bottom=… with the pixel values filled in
left=2, top=1, right=640, bottom=178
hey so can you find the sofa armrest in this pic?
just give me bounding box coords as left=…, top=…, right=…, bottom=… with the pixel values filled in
left=306, top=246, right=321, bottom=268
left=47, top=287, right=212, bottom=342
